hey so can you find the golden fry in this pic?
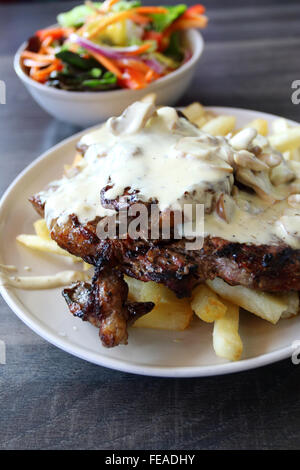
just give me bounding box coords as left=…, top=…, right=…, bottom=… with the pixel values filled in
left=201, top=115, right=236, bottom=136
left=191, top=284, right=227, bottom=323
left=127, top=276, right=193, bottom=331
left=16, top=234, right=81, bottom=262
left=206, top=277, right=288, bottom=324
left=213, top=300, right=243, bottom=361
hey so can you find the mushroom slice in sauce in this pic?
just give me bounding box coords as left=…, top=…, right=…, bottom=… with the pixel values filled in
left=107, top=101, right=156, bottom=136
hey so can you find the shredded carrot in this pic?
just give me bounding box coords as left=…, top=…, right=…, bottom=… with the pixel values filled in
left=21, top=50, right=55, bottom=62
left=29, top=60, right=61, bottom=82
left=87, top=10, right=135, bottom=38
left=145, top=69, right=156, bottom=82
left=170, top=17, right=207, bottom=31
left=131, top=13, right=151, bottom=25
left=36, top=27, right=73, bottom=42
left=116, top=58, right=151, bottom=74
left=118, top=67, right=148, bottom=89
left=183, top=5, right=206, bottom=18
left=117, top=60, right=159, bottom=88
left=40, top=37, right=56, bottom=55
left=29, top=66, right=39, bottom=79
left=135, top=6, right=168, bottom=14
left=23, top=58, right=53, bottom=68
left=41, top=36, right=54, bottom=49
left=126, top=43, right=152, bottom=56
left=87, top=6, right=168, bottom=38
left=89, top=51, right=123, bottom=78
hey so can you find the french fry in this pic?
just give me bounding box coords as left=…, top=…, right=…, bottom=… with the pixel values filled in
left=194, top=116, right=210, bottom=128
left=126, top=276, right=162, bottom=304
left=271, top=118, right=289, bottom=135
left=133, top=300, right=193, bottom=331
left=213, top=299, right=243, bottom=361
left=289, top=148, right=300, bottom=162
left=201, top=115, right=236, bottom=136
left=206, top=277, right=288, bottom=324
left=191, top=284, right=227, bottom=323
left=194, top=113, right=216, bottom=129
left=127, top=276, right=193, bottom=330
left=182, top=102, right=205, bottom=122
left=280, top=291, right=299, bottom=319
left=16, top=234, right=81, bottom=262
left=269, top=127, right=300, bottom=153
left=244, top=118, right=268, bottom=136
left=34, top=219, right=51, bottom=240
left=0, top=270, right=87, bottom=290
left=73, top=152, right=84, bottom=166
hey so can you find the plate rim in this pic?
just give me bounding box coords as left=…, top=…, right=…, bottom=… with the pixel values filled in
left=0, top=105, right=298, bottom=377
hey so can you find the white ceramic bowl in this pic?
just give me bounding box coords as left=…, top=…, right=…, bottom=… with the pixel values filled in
left=14, top=29, right=204, bottom=127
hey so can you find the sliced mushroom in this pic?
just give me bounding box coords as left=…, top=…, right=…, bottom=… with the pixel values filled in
left=175, top=136, right=233, bottom=173
left=215, top=193, right=235, bottom=223
left=290, top=182, right=300, bottom=194
left=234, top=150, right=269, bottom=171
left=231, top=185, right=239, bottom=197
left=259, top=151, right=282, bottom=168
left=107, top=101, right=156, bottom=136
left=270, top=161, right=295, bottom=186
left=175, top=137, right=215, bottom=159
left=288, top=194, right=300, bottom=208
left=157, top=106, right=180, bottom=130
left=230, top=128, right=257, bottom=150
left=276, top=214, right=300, bottom=249
left=236, top=167, right=282, bottom=203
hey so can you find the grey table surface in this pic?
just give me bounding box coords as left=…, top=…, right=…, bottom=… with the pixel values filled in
left=0, top=0, right=300, bottom=450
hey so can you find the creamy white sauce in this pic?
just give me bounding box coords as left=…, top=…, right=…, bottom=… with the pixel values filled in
left=37, top=101, right=300, bottom=248
left=0, top=270, right=88, bottom=290
left=0, top=264, right=17, bottom=272
left=41, top=105, right=235, bottom=227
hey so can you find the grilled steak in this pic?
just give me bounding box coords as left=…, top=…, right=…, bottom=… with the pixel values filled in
left=30, top=194, right=300, bottom=294
left=30, top=193, right=300, bottom=347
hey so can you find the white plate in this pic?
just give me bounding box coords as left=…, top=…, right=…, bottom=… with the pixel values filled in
left=1, top=107, right=299, bottom=377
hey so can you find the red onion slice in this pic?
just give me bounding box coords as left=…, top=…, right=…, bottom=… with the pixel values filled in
left=70, top=34, right=145, bottom=59
left=69, top=34, right=166, bottom=74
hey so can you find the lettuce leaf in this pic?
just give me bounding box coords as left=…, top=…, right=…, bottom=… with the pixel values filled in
left=151, top=4, right=187, bottom=32
left=57, top=3, right=102, bottom=27
left=112, top=1, right=141, bottom=12
left=57, top=1, right=141, bottom=28
left=164, top=31, right=184, bottom=62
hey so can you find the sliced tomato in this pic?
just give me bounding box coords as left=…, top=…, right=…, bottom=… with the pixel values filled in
left=118, top=67, right=148, bottom=90
left=36, top=28, right=69, bottom=42
left=183, top=5, right=206, bottom=19
left=143, top=31, right=164, bottom=51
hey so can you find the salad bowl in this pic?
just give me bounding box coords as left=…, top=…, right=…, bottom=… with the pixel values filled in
left=14, top=29, right=204, bottom=126
left=14, top=2, right=206, bottom=126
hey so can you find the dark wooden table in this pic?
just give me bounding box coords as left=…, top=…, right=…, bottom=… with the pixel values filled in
left=1, top=0, right=300, bottom=450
